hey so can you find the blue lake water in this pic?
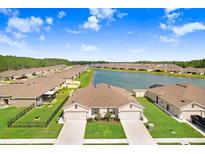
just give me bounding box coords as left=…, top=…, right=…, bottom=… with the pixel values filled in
left=93, top=70, right=205, bottom=90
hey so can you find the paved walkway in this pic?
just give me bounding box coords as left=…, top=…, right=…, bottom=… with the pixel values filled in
left=84, top=139, right=128, bottom=144
left=154, top=138, right=205, bottom=145
left=55, top=120, right=86, bottom=145
left=121, top=120, right=156, bottom=145
left=0, top=139, right=56, bottom=145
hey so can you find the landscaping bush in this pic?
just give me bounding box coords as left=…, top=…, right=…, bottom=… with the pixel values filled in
left=105, top=112, right=112, bottom=121
left=95, top=113, right=101, bottom=121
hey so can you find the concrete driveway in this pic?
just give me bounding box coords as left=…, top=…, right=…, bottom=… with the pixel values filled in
left=55, top=120, right=86, bottom=145
left=121, top=120, right=156, bottom=145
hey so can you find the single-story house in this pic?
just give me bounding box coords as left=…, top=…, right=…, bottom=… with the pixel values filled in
left=62, top=83, right=144, bottom=121
left=145, top=83, right=205, bottom=120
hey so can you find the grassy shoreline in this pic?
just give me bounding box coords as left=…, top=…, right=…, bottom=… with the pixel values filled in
left=75, top=69, right=94, bottom=88
left=93, top=68, right=205, bottom=80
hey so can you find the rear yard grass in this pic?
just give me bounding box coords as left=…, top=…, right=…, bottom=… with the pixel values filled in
left=17, top=88, right=71, bottom=123
left=84, top=121, right=126, bottom=139
left=136, top=97, right=204, bottom=138
left=0, top=88, right=71, bottom=139
left=0, top=109, right=63, bottom=138
left=75, top=69, right=93, bottom=88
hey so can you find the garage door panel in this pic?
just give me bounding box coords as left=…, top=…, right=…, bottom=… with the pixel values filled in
left=181, top=111, right=202, bottom=120
left=119, top=111, right=140, bottom=120
left=65, top=112, right=87, bottom=120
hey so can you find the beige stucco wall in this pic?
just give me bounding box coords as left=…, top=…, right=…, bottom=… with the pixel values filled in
left=180, top=104, right=205, bottom=120
left=11, top=99, right=36, bottom=107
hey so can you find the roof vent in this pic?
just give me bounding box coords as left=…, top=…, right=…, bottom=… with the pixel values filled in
left=181, top=100, right=185, bottom=102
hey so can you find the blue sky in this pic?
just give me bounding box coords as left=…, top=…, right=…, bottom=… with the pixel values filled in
left=0, top=8, right=205, bottom=61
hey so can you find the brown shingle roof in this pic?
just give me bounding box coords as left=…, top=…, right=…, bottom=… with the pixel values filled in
left=147, top=83, right=205, bottom=108
left=64, top=83, right=142, bottom=108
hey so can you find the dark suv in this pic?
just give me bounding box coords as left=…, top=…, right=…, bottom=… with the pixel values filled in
left=191, top=115, right=205, bottom=129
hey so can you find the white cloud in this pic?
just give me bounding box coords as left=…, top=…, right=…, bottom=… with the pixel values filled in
left=160, top=23, right=168, bottom=30
left=46, top=17, right=53, bottom=25
left=57, top=11, right=66, bottom=18
left=65, top=28, right=80, bottom=34
left=171, top=22, right=205, bottom=36
left=12, top=32, right=26, bottom=39
left=160, top=35, right=179, bottom=45
left=82, top=16, right=100, bottom=31
left=0, top=32, right=30, bottom=51
left=167, top=12, right=180, bottom=24
left=44, top=26, right=51, bottom=32
left=129, top=47, right=148, bottom=53
left=80, top=44, right=98, bottom=51
left=7, top=16, right=43, bottom=33
left=127, top=31, right=133, bottom=34
left=65, top=43, right=70, bottom=48
left=90, top=8, right=117, bottom=20
left=39, top=34, right=45, bottom=41
left=0, top=8, right=19, bottom=17
left=117, top=12, right=128, bottom=18
left=165, top=8, right=178, bottom=15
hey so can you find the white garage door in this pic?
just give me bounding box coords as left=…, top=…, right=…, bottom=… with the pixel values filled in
left=65, top=112, right=87, bottom=120
left=119, top=111, right=140, bottom=120
left=181, top=111, right=202, bottom=120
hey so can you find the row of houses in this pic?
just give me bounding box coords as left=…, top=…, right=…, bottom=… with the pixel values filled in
left=0, top=65, right=87, bottom=107
left=0, top=65, right=69, bottom=82
left=133, top=83, right=205, bottom=121
left=92, top=63, right=205, bottom=75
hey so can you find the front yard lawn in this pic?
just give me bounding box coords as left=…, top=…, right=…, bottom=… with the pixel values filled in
left=136, top=97, right=204, bottom=138
left=84, top=121, right=126, bottom=139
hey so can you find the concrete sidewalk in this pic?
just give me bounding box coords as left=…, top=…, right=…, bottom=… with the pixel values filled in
left=84, top=139, right=128, bottom=144
left=0, top=139, right=56, bottom=145
left=154, top=138, right=205, bottom=145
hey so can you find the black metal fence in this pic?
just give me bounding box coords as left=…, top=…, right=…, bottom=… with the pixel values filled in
left=7, top=95, right=69, bottom=128
left=7, top=103, right=35, bottom=127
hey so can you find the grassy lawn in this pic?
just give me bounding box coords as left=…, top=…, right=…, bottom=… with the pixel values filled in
left=17, top=88, right=71, bottom=123
left=189, top=143, right=205, bottom=145
left=0, top=109, right=63, bottom=138
left=84, top=121, right=126, bottom=139
left=94, top=68, right=205, bottom=80
left=136, top=97, right=204, bottom=138
left=157, top=143, right=182, bottom=145
left=0, top=107, right=25, bottom=128
left=0, top=88, right=71, bottom=139
left=75, top=69, right=94, bottom=88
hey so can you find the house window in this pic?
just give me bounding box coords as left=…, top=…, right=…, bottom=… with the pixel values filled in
left=92, top=108, right=99, bottom=115
left=192, top=104, right=195, bottom=108
left=107, top=108, right=116, bottom=114
left=75, top=105, right=77, bottom=109
left=130, top=104, right=132, bottom=108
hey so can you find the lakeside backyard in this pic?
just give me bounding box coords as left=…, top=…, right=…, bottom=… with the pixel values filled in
left=136, top=97, right=204, bottom=138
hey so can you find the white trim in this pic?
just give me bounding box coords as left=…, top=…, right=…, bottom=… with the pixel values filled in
left=64, top=102, right=90, bottom=111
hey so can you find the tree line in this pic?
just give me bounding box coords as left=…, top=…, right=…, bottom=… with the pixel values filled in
left=0, top=55, right=71, bottom=72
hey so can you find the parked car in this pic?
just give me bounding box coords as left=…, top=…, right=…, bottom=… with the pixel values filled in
left=191, top=115, right=205, bottom=129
